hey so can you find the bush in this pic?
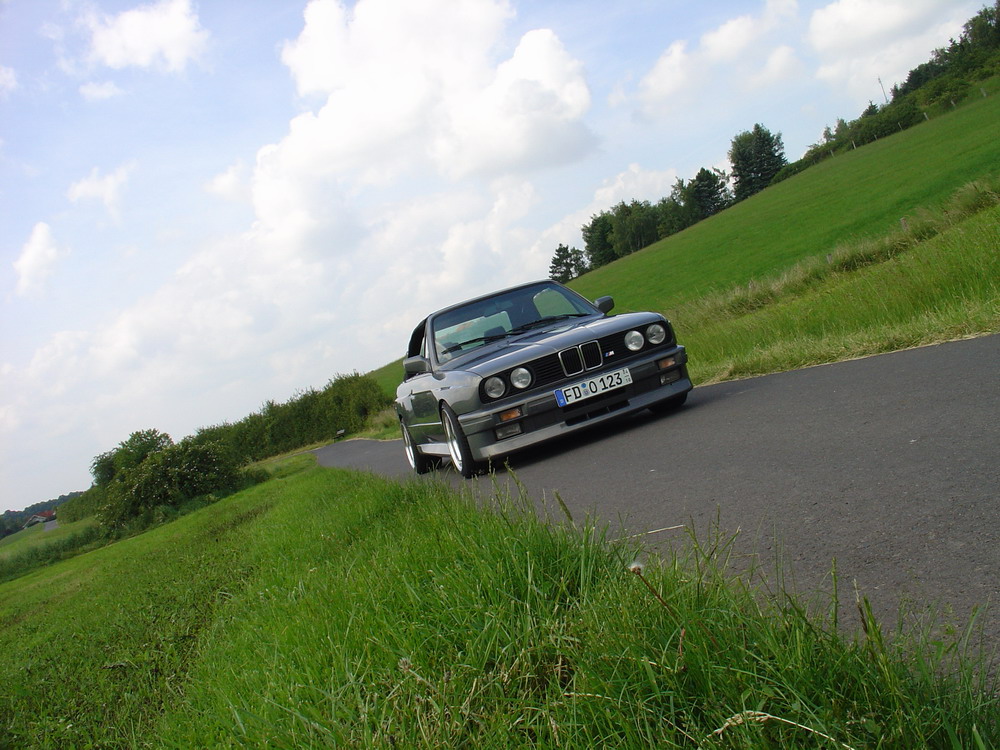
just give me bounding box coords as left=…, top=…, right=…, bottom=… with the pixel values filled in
left=57, top=486, right=106, bottom=523
left=99, top=442, right=242, bottom=531
left=188, top=373, right=390, bottom=464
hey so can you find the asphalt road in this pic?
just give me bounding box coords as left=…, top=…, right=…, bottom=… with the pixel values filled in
left=315, top=334, right=1000, bottom=645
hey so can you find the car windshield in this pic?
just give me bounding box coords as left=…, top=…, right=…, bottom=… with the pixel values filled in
left=431, top=283, right=596, bottom=363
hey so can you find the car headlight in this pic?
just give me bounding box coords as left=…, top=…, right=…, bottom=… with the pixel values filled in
left=646, top=323, right=667, bottom=345
left=624, top=330, right=645, bottom=351
left=510, top=367, right=532, bottom=389
left=484, top=376, right=506, bottom=399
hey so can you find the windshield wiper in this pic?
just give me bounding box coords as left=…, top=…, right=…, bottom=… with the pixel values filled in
left=440, top=332, right=510, bottom=355
left=508, top=313, right=589, bottom=335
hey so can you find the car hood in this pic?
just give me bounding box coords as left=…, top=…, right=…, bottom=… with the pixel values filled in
left=442, top=311, right=665, bottom=375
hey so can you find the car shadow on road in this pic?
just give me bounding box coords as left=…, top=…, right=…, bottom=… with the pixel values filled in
left=474, top=396, right=701, bottom=478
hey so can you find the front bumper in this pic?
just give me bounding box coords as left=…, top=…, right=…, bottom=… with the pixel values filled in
left=459, top=345, right=691, bottom=463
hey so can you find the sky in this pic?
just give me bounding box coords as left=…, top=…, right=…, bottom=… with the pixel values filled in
left=0, top=0, right=980, bottom=512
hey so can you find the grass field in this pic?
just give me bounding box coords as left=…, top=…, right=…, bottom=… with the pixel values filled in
left=0, top=518, right=98, bottom=560
left=569, top=87, right=1000, bottom=314
left=1, top=459, right=995, bottom=748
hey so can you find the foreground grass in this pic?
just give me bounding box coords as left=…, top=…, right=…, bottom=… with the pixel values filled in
left=2, top=460, right=995, bottom=748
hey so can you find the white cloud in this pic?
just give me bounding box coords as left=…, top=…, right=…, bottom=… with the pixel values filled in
left=638, top=41, right=695, bottom=108
left=0, top=66, right=16, bottom=97
left=434, top=28, right=595, bottom=178
left=13, top=223, right=69, bottom=297
left=808, top=0, right=973, bottom=98
left=701, top=15, right=761, bottom=63
left=636, top=1, right=799, bottom=116
left=275, top=0, right=593, bottom=184
left=85, top=0, right=208, bottom=72
left=281, top=0, right=514, bottom=97
left=810, top=0, right=943, bottom=55
left=26, top=330, right=91, bottom=398
left=205, top=161, right=251, bottom=202
left=592, top=163, right=679, bottom=207
left=80, top=80, right=124, bottom=101
left=750, top=45, right=801, bottom=88
left=67, top=163, right=134, bottom=221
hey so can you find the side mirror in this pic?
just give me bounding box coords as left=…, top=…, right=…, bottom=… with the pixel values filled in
left=403, top=356, right=431, bottom=376
left=595, top=296, right=615, bottom=314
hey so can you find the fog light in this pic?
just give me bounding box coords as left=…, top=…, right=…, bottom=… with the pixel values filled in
left=495, top=423, right=522, bottom=440
left=498, top=407, right=522, bottom=422
left=660, top=370, right=681, bottom=385
left=657, top=356, right=676, bottom=370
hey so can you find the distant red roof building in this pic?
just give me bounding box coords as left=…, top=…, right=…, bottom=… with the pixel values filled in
left=23, top=509, right=56, bottom=529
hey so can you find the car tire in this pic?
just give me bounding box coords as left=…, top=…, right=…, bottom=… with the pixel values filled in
left=401, top=421, right=437, bottom=474
left=441, top=404, right=481, bottom=478
left=649, top=391, right=688, bottom=415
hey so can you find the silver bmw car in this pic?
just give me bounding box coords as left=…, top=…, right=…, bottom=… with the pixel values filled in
left=395, top=279, right=692, bottom=477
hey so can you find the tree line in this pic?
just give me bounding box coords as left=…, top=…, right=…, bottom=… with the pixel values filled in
left=58, top=372, right=389, bottom=532
left=551, top=123, right=784, bottom=280
left=551, top=2, right=1000, bottom=282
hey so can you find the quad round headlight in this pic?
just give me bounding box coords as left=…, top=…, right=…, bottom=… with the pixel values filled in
left=624, top=330, right=645, bottom=351
left=510, top=367, right=532, bottom=389
left=646, top=323, right=667, bottom=345
left=484, top=376, right=506, bottom=399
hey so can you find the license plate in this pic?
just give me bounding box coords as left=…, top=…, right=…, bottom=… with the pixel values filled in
left=554, top=367, right=632, bottom=407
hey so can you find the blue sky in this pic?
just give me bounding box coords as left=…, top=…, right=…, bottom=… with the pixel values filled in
left=0, top=0, right=979, bottom=511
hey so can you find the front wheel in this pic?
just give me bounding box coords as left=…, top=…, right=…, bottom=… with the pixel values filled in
left=441, top=405, right=481, bottom=478
left=401, top=421, right=437, bottom=474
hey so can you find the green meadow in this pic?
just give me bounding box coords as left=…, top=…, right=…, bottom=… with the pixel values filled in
left=0, top=517, right=99, bottom=560
left=3, top=79, right=999, bottom=749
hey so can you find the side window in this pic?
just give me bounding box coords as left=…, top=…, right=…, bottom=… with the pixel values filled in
left=534, top=288, right=578, bottom=317
left=406, top=321, right=426, bottom=359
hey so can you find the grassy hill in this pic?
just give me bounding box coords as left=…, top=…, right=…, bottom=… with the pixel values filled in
left=371, top=86, right=1000, bottom=398
left=571, top=87, right=1000, bottom=312
left=0, top=517, right=97, bottom=560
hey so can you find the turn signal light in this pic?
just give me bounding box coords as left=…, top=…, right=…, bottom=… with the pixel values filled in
left=498, top=407, right=523, bottom=422
left=657, top=357, right=676, bottom=370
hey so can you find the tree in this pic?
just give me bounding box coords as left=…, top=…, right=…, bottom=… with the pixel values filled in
left=99, top=441, right=241, bottom=530
left=607, top=200, right=658, bottom=258
left=90, top=450, right=117, bottom=486
left=655, top=196, right=694, bottom=239
left=687, top=167, right=732, bottom=219
left=581, top=212, right=615, bottom=269
left=113, top=428, right=173, bottom=476
left=729, top=123, right=787, bottom=202
left=90, top=428, right=173, bottom=487
left=548, top=244, right=587, bottom=283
